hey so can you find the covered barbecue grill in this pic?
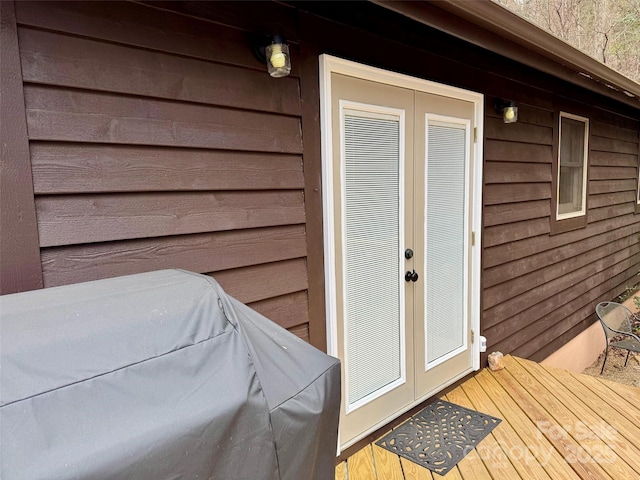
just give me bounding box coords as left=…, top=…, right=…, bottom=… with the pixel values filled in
left=1, top=269, right=340, bottom=479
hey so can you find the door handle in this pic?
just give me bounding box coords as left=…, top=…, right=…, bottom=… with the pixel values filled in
left=405, top=270, right=419, bottom=282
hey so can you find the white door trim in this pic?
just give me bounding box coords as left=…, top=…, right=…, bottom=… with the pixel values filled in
left=319, top=54, right=484, bottom=452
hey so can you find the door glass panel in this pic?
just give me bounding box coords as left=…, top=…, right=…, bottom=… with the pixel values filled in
left=425, top=120, right=467, bottom=366
left=343, top=110, right=403, bottom=406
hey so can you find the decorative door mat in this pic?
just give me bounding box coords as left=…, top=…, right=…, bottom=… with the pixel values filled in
left=376, top=399, right=501, bottom=476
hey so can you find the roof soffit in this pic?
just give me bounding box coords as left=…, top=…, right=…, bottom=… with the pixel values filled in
left=371, top=0, right=640, bottom=111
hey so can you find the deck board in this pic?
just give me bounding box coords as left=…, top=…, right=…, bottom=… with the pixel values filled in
left=445, top=388, right=521, bottom=479
left=539, top=363, right=640, bottom=446
left=570, top=371, right=640, bottom=426
left=338, top=355, right=639, bottom=479
left=399, top=457, right=434, bottom=480
left=591, top=376, right=640, bottom=405
left=372, top=444, right=405, bottom=480
left=450, top=448, right=493, bottom=480
left=491, top=360, right=614, bottom=479
left=515, top=357, right=640, bottom=473
left=474, top=369, right=580, bottom=480
left=459, top=376, right=553, bottom=480
left=348, top=445, right=377, bottom=480
left=502, top=356, right=630, bottom=480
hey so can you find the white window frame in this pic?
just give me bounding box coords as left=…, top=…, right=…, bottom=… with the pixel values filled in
left=637, top=163, right=640, bottom=206
left=556, top=111, right=589, bottom=220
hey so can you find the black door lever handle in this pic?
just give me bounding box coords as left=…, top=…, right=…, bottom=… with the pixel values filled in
left=405, top=270, right=419, bottom=282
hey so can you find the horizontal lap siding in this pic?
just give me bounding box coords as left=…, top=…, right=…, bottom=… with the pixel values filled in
left=16, top=1, right=311, bottom=337
left=294, top=1, right=639, bottom=360
left=10, top=0, right=640, bottom=358
left=483, top=99, right=640, bottom=361
left=31, top=145, right=303, bottom=193
left=292, top=3, right=640, bottom=360
left=35, top=191, right=305, bottom=246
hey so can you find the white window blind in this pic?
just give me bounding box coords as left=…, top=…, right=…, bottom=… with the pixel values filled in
left=425, top=121, right=467, bottom=366
left=343, top=111, right=402, bottom=405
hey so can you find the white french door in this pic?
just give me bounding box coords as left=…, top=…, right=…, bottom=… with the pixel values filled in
left=320, top=56, right=483, bottom=452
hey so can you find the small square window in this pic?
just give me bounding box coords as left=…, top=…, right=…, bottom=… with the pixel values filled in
left=557, top=113, right=589, bottom=220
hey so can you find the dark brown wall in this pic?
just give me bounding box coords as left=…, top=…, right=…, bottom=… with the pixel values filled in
left=0, top=1, right=43, bottom=294
left=483, top=101, right=640, bottom=361
left=2, top=0, right=314, bottom=343
left=2, top=0, right=639, bottom=360
left=289, top=1, right=640, bottom=359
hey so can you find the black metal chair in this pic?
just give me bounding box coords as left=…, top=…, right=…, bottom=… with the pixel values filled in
left=595, top=301, right=640, bottom=374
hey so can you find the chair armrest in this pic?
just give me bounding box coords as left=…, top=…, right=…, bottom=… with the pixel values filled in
left=613, top=330, right=640, bottom=344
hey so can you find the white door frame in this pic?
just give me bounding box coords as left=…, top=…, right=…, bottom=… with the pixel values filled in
left=319, top=55, right=484, bottom=452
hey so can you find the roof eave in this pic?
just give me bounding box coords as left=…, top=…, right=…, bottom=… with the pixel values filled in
left=371, top=0, right=640, bottom=110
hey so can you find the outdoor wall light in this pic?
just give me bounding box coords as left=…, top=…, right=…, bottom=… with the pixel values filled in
left=253, top=35, right=291, bottom=78
left=494, top=98, right=518, bottom=123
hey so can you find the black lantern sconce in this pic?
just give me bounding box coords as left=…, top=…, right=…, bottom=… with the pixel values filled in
left=494, top=98, right=518, bottom=124
left=253, top=35, right=291, bottom=78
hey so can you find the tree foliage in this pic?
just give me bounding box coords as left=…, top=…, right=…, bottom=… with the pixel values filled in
left=494, top=0, right=640, bottom=84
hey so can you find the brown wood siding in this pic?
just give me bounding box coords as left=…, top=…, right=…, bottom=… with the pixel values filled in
left=0, top=2, right=43, bottom=294
left=12, top=1, right=312, bottom=341
left=288, top=0, right=639, bottom=360
left=3, top=0, right=639, bottom=361
left=483, top=99, right=640, bottom=361
left=297, top=31, right=328, bottom=352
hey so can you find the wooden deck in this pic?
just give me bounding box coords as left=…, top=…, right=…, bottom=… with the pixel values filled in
left=336, top=355, right=640, bottom=480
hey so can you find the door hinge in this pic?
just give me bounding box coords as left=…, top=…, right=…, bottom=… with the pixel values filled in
left=473, top=127, right=477, bottom=143
left=472, top=231, right=476, bottom=246
left=471, top=330, right=475, bottom=343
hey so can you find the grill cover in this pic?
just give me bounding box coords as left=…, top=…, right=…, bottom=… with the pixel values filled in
left=1, top=270, right=340, bottom=480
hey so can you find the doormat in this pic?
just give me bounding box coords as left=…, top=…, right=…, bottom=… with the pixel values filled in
left=375, top=399, right=501, bottom=476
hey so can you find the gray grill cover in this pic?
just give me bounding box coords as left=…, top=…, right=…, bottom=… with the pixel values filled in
left=1, top=270, right=340, bottom=479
